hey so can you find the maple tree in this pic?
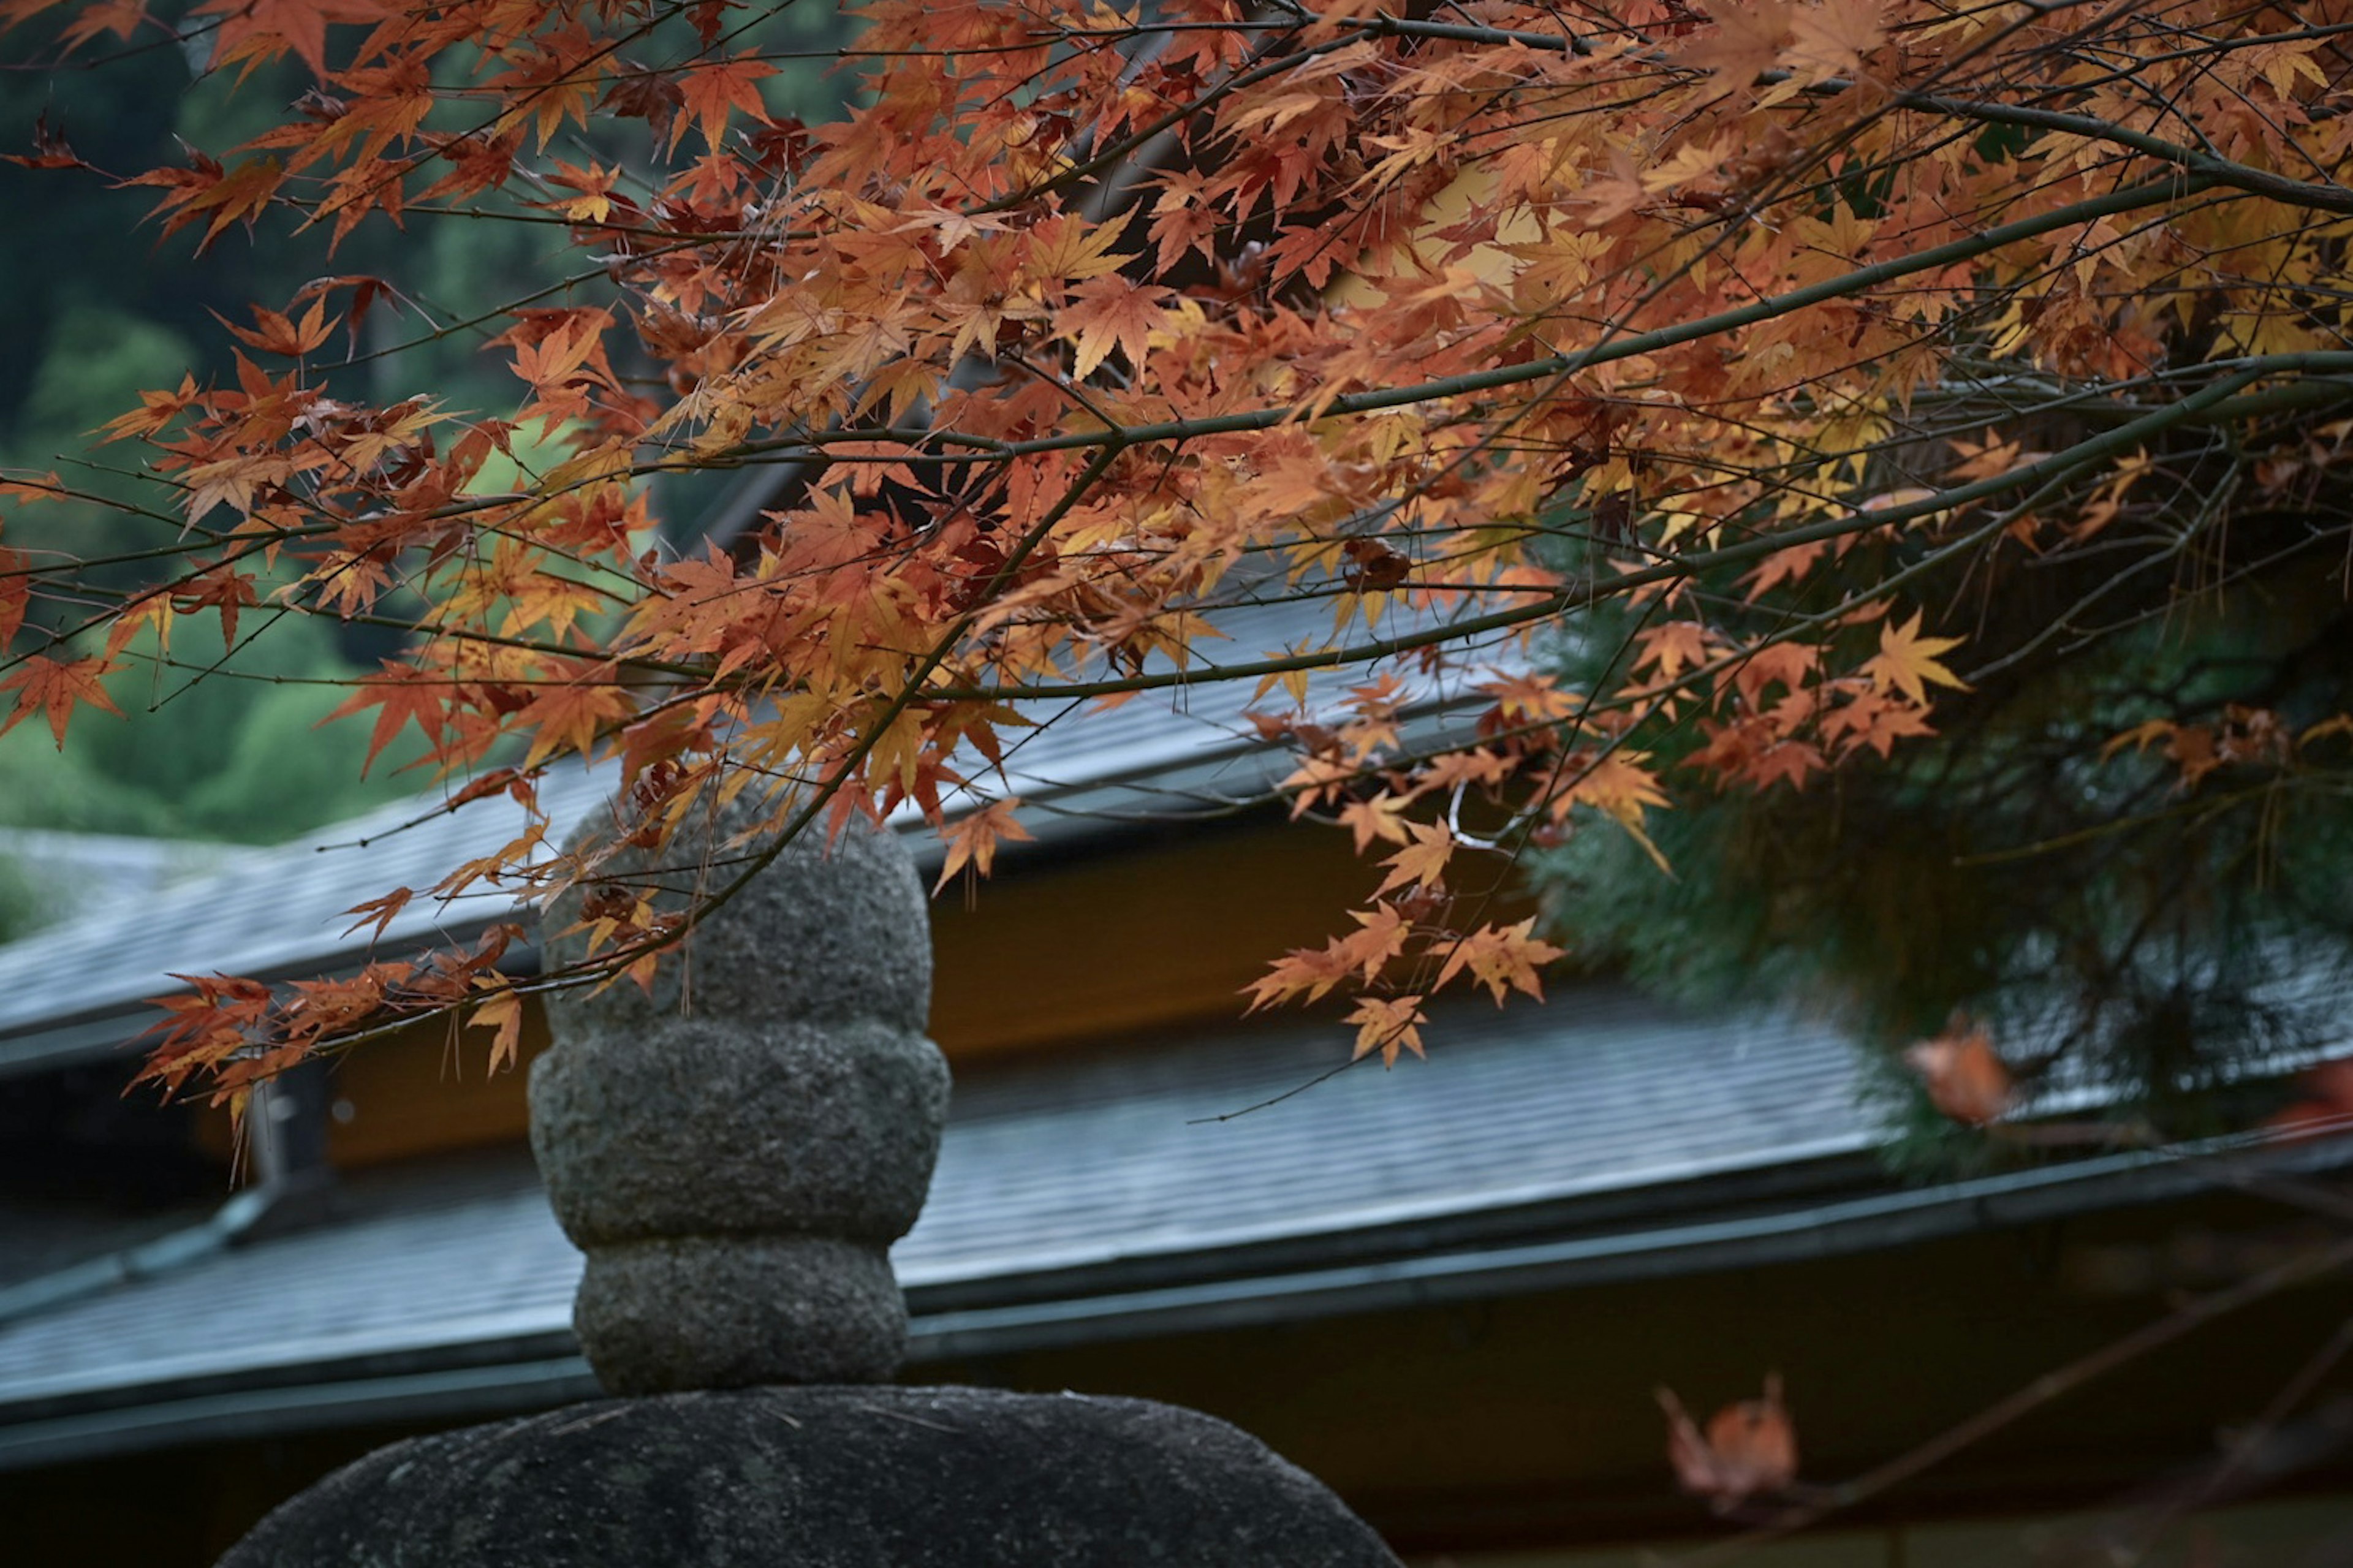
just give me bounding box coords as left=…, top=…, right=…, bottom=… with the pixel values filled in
left=1, top=0, right=2352, bottom=1119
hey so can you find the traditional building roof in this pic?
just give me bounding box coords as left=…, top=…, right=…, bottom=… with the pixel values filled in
left=3, top=598, right=2346, bottom=1485
left=0, top=597, right=1498, bottom=1076
left=9, top=980, right=2346, bottom=1471
left=0, top=991, right=1863, bottom=1464
left=0, top=828, right=240, bottom=925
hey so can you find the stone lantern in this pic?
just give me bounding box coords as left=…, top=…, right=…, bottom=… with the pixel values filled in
left=217, top=799, right=1401, bottom=1567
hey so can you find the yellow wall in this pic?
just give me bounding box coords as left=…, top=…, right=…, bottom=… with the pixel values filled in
left=305, top=817, right=1445, bottom=1169
left=929, top=819, right=1390, bottom=1058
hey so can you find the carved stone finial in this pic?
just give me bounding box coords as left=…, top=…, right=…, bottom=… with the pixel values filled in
left=528, top=800, right=949, bottom=1395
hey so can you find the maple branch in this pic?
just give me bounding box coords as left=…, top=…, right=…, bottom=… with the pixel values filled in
left=917, top=175, right=2234, bottom=463
left=921, top=358, right=2328, bottom=701
left=492, top=438, right=1136, bottom=1029
left=1899, top=94, right=2353, bottom=216
left=972, top=19, right=1362, bottom=215
left=1355, top=10, right=1595, bottom=57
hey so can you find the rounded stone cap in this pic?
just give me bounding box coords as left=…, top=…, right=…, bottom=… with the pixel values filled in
left=542, top=800, right=930, bottom=1033
left=216, top=1387, right=1404, bottom=1568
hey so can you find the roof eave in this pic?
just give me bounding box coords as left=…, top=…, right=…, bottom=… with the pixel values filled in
left=6, top=1131, right=2342, bottom=1471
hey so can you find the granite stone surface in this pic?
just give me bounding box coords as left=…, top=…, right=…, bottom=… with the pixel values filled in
left=537, top=803, right=932, bottom=1034
left=527, top=808, right=947, bottom=1393
left=216, top=1386, right=1404, bottom=1567
left=531, top=1016, right=948, bottom=1248
left=574, top=1236, right=905, bottom=1393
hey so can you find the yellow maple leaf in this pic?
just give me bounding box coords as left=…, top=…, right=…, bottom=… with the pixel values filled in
left=1347, top=994, right=1428, bottom=1067
left=468, top=988, right=525, bottom=1075
left=1377, top=819, right=1455, bottom=895
left=933, top=798, right=1033, bottom=893
left=1861, top=612, right=1969, bottom=706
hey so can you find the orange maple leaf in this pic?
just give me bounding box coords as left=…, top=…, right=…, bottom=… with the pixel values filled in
left=515, top=676, right=635, bottom=768
left=1861, top=612, right=1969, bottom=706
left=0, top=654, right=124, bottom=747
left=324, top=667, right=446, bottom=774
left=341, top=885, right=417, bottom=942
left=1785, top=0, right=1886, bottom=81
left=1730, top=640, right=1817, bottom=711
left=1347, top=994, right=1427, bottom=1067
left=1436, top=917, right=1564, bottom=1004
left=1658, top=1375, right=1799, bottom=1511
left=0, top=548, right=26, bottom=651
left=673, top=57, right=775, bottom=152
left=1244, top=902, right=1412, bottom=1010
left=1058, top=275, right=1170, bottom=379
left=1676, top=0, right=1794, bottom=85
left=170, top=565, right=260, bottom=646
left=468, top=987, right=526, bottom=1075
left=128, top=152, right=286, bottom=251
left=1376, top=818, right=1454, bottom=895
left=1906, top=1020, right=2012, bottom=1126
left=192, top=0, right=388, bottom=78
left=1633, top=620, right=1711, bottom=684
left=933, top=798, right=1033, bottom=892
left=216, top=299, right=336, bottom=358
left=1336, top=793, right=1412, bottom=853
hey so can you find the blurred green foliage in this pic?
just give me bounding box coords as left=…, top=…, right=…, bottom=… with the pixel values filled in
left=0, top=3, right=854, bottom=882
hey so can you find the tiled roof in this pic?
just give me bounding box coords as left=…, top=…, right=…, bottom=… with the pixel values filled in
left=0, top=767, right=612, bottom=1074
left=0, top=829, right=240, bottom=923
left=0, top=991, right=1870, bottom=1432
left=0, top=596, right=1506, bottom=1073
left=9, top=979, right=2344, bottom=1471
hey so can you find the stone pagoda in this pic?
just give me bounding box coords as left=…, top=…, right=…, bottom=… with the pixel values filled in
left=217, top=799, right=1401, bottom=1567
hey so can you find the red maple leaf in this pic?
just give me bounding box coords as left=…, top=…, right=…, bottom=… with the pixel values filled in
left=191, top=0, right=390, bottom=78
left=0, top=654, right=124, bottom=747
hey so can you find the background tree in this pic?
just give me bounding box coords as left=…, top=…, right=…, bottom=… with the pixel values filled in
left=2, top=0, right=2351, bottom=1134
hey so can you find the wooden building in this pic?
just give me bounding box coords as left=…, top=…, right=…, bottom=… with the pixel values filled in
left=0, top=674, right=2348, bottom=1566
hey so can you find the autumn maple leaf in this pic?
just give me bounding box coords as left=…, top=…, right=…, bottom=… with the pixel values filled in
left=1862, top=612, right=1969, bottom=707
left=1336, top=793, right=1411, bottom=853
left=324, top=667, right=448, bottom=774
left=0, top=549, right=26, bottom=652
left=129, top=152, right=286, bottom=251
left=1906, top=1020, right=2012, bottom=1126
left=1376, top=818, right=1453, bottom=896
left=672, top=56, right=776, bottom=153
left=1346, top=994, right=1427, bottom=1067
left=934, top=798, right=1033, bottom=893
left=192, top=0, right=391, bottom=78
left=1058, top=275, right=1171, bottom=379
left=1658, top=1376, right=1799, bottom=1512
left=1784, top=0, right=1887, bottom=82
left=0, top=654, right=124, bottom=747
left=467, top=988, right=525, bottom=1075
left=515, top=677, right=635, bottom=769
left=341, top=885, right=417, bottom=943
left=169, top=565, right=260, bottom=645
left=1436, top=918, right=1564, bottom=1004
left=1675, top=0, right=1795, bottom=86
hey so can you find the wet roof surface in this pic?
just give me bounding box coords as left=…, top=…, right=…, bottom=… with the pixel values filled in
left=0, top=596, right=1509, bottom=1068
left=0, top=990, right=1866, bottom=1416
